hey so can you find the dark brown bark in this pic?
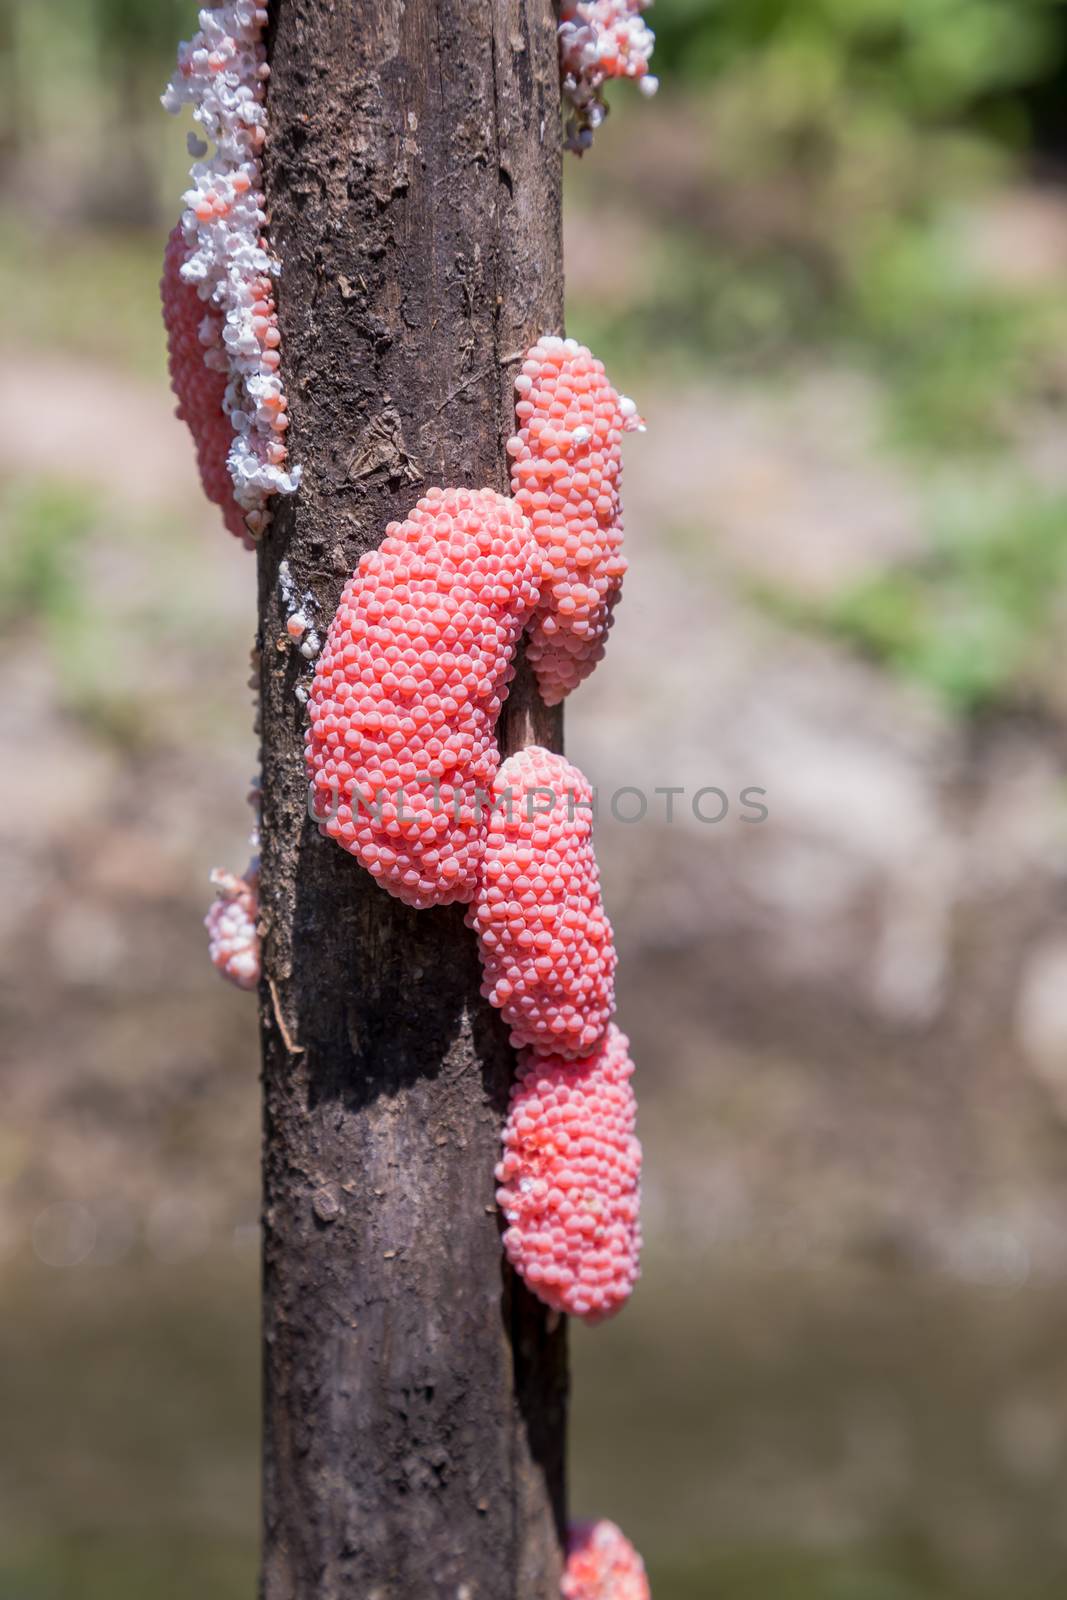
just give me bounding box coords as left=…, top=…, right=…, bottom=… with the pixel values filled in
left=256, top=1, right=566, bottom=1596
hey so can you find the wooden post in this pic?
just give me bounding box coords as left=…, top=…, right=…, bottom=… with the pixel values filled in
left=256, top=1, right=567, bottom=1594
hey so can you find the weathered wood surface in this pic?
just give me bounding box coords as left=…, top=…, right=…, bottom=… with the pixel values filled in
left=257, top=0, right=567, bottom=1593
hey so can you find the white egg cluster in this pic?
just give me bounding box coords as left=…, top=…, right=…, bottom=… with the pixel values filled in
left=205, top=861, right=260, bottom=989
left=162, top=2, right=300, bottom=536
left=205, top=774, right=261, bottom=990
left=559, top=0, right=658, bottom=154
left=562, top=1520, right=651, bottom=1600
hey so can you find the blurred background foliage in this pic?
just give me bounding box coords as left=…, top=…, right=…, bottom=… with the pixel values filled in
left=6, top=2, right=1067, bottom=1598
left=655, top=0, right=1067, bottom=115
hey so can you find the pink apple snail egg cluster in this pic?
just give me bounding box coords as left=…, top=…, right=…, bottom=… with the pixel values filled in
left=508, top=336, right=643, bottom=705
left=162, top=2, right=300, bottom=538
left=162, top=222, right=250, bottom=544
left=562, top=1520, right=651, bottom=1600
left=306, top=487, right=542, bottom=909
left=498, top=1025, right=641, bottom=1322
left=559, top=0, right=657, bottom=154
left=467, top=746, right=616, bottom=1054
left=205, top=861, right=260, bottom=990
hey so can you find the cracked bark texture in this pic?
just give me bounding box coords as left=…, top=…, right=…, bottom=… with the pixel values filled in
left=257, top=1, right=566, bottom=1596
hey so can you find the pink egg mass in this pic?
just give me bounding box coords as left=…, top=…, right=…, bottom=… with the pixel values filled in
left=508, top=336, right=643, bottom=704
left=205, top=861, right=260, bottom=990
left=162, top=222, right=250, bottom=544
left=562, top=1519, right=651, bottom=1599
left=305, top=487, right=542, bottom=908
left=559, top=0, right=657, bottom=154
left=497, top=1025, right=641, bottom=1323
left=467, top=746, right=616, bottom=1054
left=162, top=3, right=300, bottom=537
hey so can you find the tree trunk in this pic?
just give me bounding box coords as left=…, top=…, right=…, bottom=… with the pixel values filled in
left=256, top=1, right=567, bottom=1596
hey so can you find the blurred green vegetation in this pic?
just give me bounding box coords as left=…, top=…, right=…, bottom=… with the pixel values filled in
left=575, top=212, right=1067, bottom=454
left=0, top=474, right=253, bottom=747
left=844, top=223, right=1066, bottom=454
left=0, top=477, right=150, bottom=743
left=824, top=489, right=1067, bottom=714
left=564, top=0, right=1067, bottom=723
left=575, top=0, right=1067, bottom=454
left=653, top=0, right=1067, bottom=124
left=10, top=1531, right=1067, bottom=1600
left=0, top=1539, right=257, bottom=1600
left=656, top=1550, right=1067, bottom=1600
left=750, top=486, right=1067, bottom=713
left=0, top=478, right=92, bottom=632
